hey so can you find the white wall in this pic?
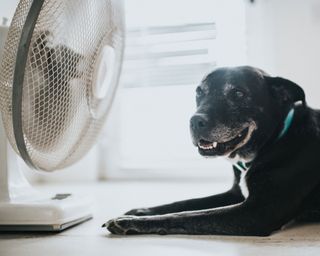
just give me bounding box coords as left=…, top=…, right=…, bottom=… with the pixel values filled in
left=110, top=0, right=320, bottom=180
left=246, top=0, right=320, bottom=108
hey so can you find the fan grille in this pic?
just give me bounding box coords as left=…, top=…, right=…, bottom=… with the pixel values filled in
left=0, top=0, right=124, bottom=171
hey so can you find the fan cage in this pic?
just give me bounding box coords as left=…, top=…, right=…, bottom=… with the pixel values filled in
left=0, top=0, right=124, bottom=171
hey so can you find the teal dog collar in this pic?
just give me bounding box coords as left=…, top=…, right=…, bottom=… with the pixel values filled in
left=234, top=108, right=295, bottom=172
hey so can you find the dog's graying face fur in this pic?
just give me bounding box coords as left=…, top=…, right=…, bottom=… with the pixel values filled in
left=190, top=66, right=305, bottom=162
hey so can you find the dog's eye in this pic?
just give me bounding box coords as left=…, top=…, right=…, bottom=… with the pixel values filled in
left=196, top=87, right=204, bottom=97
left=230, top=89, right=245, bottom=99
left=235, top=90, right=244, bottom=98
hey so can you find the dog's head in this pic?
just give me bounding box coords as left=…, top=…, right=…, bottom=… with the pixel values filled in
left=190, top=66, right=305, bottom=161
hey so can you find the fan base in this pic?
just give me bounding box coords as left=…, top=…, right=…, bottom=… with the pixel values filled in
left=0, top=216, right=92, bottom=232
left=0, top=193, right=92, bottom=232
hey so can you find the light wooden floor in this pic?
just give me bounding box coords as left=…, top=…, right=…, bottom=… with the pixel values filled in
left=1, top=181, right=320, bottom=256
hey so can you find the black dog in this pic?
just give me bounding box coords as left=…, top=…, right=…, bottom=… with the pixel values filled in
left=104, top=66, right=320, bottom=236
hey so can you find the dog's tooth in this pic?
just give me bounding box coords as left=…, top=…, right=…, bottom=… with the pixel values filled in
left=213, top=142, right=218, bottom=148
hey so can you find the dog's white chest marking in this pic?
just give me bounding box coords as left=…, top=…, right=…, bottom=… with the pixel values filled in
left=239, top=170, right=249, bottom=198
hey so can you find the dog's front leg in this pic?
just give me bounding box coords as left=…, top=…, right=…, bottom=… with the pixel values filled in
left=124, top=168, right=244, bottom=216
left=104, top=201, right=278, bottom=236
left=124, top=189, right=244, bottom=216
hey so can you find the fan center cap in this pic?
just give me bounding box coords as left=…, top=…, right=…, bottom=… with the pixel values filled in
left=92, top=45, right=116, bottom=99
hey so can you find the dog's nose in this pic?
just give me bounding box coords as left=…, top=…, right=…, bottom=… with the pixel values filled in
left=190, top=115, right=208, bottom=131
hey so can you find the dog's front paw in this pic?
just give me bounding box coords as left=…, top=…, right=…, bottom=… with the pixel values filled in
left=102, top=216, right=140, bottom=235
left=124, top=208, right=154, bottom=216
left=102, top=215, right=172, bottom=235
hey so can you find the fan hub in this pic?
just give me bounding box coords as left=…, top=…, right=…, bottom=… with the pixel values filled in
left=92, top=45, right=116, bottom=99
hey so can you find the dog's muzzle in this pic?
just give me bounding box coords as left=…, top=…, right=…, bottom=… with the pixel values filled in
left=190, top=114, right=256, bottom=156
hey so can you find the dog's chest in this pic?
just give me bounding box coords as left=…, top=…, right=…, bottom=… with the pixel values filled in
left=239, top=171, right=249, bottom=198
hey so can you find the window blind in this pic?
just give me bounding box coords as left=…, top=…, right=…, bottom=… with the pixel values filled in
left=122, top=22, right=217, bottom=88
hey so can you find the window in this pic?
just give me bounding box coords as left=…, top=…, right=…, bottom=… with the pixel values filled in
left=101, top=0, right=247, bottom=180
left=123, top=22, right=216, bottom=88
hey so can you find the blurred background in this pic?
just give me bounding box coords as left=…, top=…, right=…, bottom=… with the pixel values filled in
left=1, top=0, right=320, bottom=183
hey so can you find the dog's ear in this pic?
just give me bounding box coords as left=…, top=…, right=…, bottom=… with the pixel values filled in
left=264, top=76, right=306, bottom=107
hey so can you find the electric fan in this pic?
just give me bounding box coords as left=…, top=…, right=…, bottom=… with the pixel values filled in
left=0, top=0, right=124, bottom=231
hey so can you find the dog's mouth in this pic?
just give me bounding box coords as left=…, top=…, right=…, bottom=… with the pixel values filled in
left=197, top=124, right=256, bottom=156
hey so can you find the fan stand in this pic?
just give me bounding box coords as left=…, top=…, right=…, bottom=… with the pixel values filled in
left=0, top=117, right=92, bottom=232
